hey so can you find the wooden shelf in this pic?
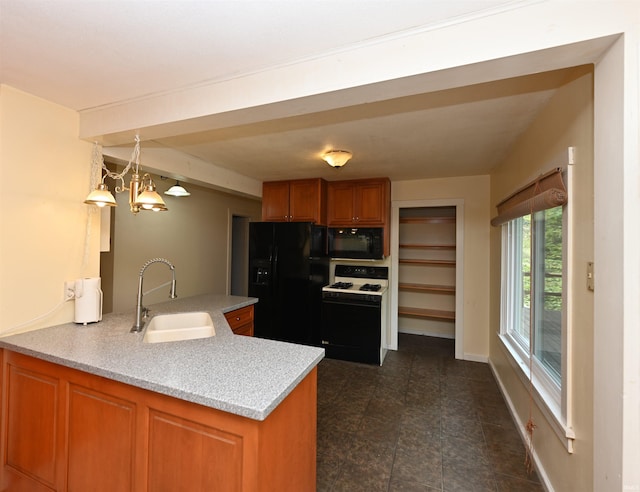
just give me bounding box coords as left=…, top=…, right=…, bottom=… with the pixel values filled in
left=398, top=207, right=456, bottom=332
left=399, top=243, right=455, bottom=250
left=398, top=283, right=455, bottom=294
left=399, top=216, right=455, bottom=224
left=399, top=259, right=456, bottom=266
left=398, top=306, right=455, bottom=321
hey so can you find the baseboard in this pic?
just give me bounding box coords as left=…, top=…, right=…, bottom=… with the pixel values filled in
left=463, top=352, right=488, bottom=363
left=488, top=360, right=554, bottom=492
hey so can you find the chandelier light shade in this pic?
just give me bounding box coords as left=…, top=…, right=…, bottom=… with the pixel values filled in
left=84, top=182, right=117, bottom=207
left=84, top=136, right=168, bottom=214
left=165, top=181, right=191, bottom=197
left=322, top=150, right=353, bottom=168
left=134, top=176, right=168, bottom=211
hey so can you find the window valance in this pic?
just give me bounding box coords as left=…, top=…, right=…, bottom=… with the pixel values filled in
left=491, top=168, right=567, bottom=227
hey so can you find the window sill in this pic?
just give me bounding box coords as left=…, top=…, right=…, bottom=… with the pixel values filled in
left=497, top=334, right=575, bottom=453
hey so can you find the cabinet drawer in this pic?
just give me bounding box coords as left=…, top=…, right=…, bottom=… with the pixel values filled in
left=232, top=323, right=254, bottom=337
left=224, top=306, right=254, bottom=332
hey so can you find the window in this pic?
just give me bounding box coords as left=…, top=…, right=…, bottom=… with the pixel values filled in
left=501, top=206, right=564, bottom=411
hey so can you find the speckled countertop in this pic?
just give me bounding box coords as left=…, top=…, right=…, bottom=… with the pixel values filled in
left=0, top=294, right=324, bottom=421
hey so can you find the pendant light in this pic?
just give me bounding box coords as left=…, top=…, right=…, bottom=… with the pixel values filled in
left=165, top=181, right=191, bottom=197
left=84, top=136, right=168, bottom=213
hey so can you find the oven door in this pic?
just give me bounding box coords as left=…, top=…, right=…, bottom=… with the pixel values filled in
left=321, top=295, right=381, bottom=364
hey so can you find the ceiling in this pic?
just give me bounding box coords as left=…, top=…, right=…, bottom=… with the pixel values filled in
left=0, top=1, right=603, bottom=185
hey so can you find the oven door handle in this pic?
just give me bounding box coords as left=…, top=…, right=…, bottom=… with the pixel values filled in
left=322, top=298, right=381, bottom=309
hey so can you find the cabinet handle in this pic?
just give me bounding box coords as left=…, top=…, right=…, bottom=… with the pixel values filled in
left=236, top=317, right=241, bottom=321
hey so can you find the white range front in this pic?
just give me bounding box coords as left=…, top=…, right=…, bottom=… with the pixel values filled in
left=321, top=265, right=389, bottom=365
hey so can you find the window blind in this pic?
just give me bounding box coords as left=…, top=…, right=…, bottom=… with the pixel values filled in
left=491, top=168, right=567, bottom=226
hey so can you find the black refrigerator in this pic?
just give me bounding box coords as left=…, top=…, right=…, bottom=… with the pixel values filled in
left=248, top=222, right=329, bottom=345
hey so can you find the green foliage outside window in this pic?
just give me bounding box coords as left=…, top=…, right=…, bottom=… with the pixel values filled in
left=520, top=208, right=563, bottom=311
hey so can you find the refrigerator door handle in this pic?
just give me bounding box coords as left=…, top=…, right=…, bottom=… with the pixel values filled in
left=272, top=245, right=279, bottom=290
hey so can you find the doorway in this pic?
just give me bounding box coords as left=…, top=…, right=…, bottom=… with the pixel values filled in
left=390, top=199, right=464, bottom=359
left=228, top=214, right=251, bottom=296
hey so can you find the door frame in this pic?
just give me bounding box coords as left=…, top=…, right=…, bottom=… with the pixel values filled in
left=390, top=198, right=464, bottom=359
left=226, top=210, right=252, bottom=296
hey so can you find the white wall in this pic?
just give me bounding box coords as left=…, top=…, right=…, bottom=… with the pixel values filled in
left=593, top=32, right=640, bottom=492
left=489, top=67, right=594, bottom=491
left=0, top=85, right=97, bottom=334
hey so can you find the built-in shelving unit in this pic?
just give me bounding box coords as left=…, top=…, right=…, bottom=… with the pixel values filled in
left=400, top=244, right=456, bottom=250
left=397, top=207, right=456, bottom=337
left=398, top=283, right=455, bottom=294
left=399, top=258, right=456, bottom=266
left=399, top=216, right=455, bottom=224
left=397, top=306, right=455, bottom=320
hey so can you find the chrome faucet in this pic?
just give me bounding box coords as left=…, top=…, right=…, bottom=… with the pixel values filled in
left=131, top=258, right=177, bottom=332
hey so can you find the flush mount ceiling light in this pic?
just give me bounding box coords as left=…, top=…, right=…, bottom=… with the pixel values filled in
left=84, top=136, right=167, bottom=213
left=322, top=150, right=352, bottom=168
left=164, top=181, right=191, bottom=197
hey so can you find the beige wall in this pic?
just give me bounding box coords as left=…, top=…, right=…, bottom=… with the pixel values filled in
left=0, top=85, right=97, bottom=334
left=489, top=67, right=594, bottom=491
left=107, top=173, right=261, bottom=313
left=391, top=175, right=491, bottom=360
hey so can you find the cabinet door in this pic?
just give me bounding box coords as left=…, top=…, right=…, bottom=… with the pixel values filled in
left=147, top=410, right=243, bottom=491
left=3, top=362, right=62, bottom=491
left=354, top=179, right=388, bottom=225
left=327, top=182, right=356, bottom=225
left=262, top=181, right=290, bottom=222
left=67, top=385, right=136, bottom=491
left=289, top=179, right=325, bottom=223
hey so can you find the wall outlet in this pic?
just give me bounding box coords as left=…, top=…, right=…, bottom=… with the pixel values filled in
left=64, top=281, right=75, bottom=301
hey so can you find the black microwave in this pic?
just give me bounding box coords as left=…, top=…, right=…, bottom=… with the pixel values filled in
left=328, top=227, right=384, bottom=259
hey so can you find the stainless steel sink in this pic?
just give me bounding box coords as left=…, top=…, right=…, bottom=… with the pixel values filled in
left=143, top=312, right=215, bottom=343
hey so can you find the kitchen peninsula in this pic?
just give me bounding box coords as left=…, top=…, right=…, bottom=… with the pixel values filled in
left=0, top=294, right=322, bottom=491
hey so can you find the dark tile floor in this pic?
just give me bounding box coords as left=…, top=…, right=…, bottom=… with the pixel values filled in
left=316, top=334, right=544, bottom=492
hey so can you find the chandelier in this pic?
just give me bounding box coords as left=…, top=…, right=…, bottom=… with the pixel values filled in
left=84, top=136, right=167, bottom=213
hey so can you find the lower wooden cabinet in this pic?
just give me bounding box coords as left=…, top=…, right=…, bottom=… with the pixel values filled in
left=4, top=361, right=62, bottom=492
left=147, top=409, right=243, bottom=490
left=0, top=349, right=316, bottom=491
left=224, top=305, right=254, bottom=336
left=67, top=384, right=136, bottom=490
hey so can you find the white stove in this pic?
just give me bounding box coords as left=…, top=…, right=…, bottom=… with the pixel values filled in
left=322, top=265, right=389, bottom=297
left=321, top=265, right=389, bottom=365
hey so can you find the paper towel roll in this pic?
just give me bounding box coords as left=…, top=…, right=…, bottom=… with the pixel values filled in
left=74, top=277, right=103, bottom=325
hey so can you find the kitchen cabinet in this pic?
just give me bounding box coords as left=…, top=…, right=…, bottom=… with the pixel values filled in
left=225, top=305, right=254, bottom=336
left=327, top=177, right=391, bottom=256
left=327, top=177, right=390, bottom=226
left=0, top=349, right=317, bottom=491
left=262, top=178, right=327, bottom=224
left=397, top=207, right=456, bottom=338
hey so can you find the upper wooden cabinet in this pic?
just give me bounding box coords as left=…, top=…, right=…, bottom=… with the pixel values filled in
left=262, top=178, right=327, bottom=224
left=327, top=178, right=390, bottom=226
